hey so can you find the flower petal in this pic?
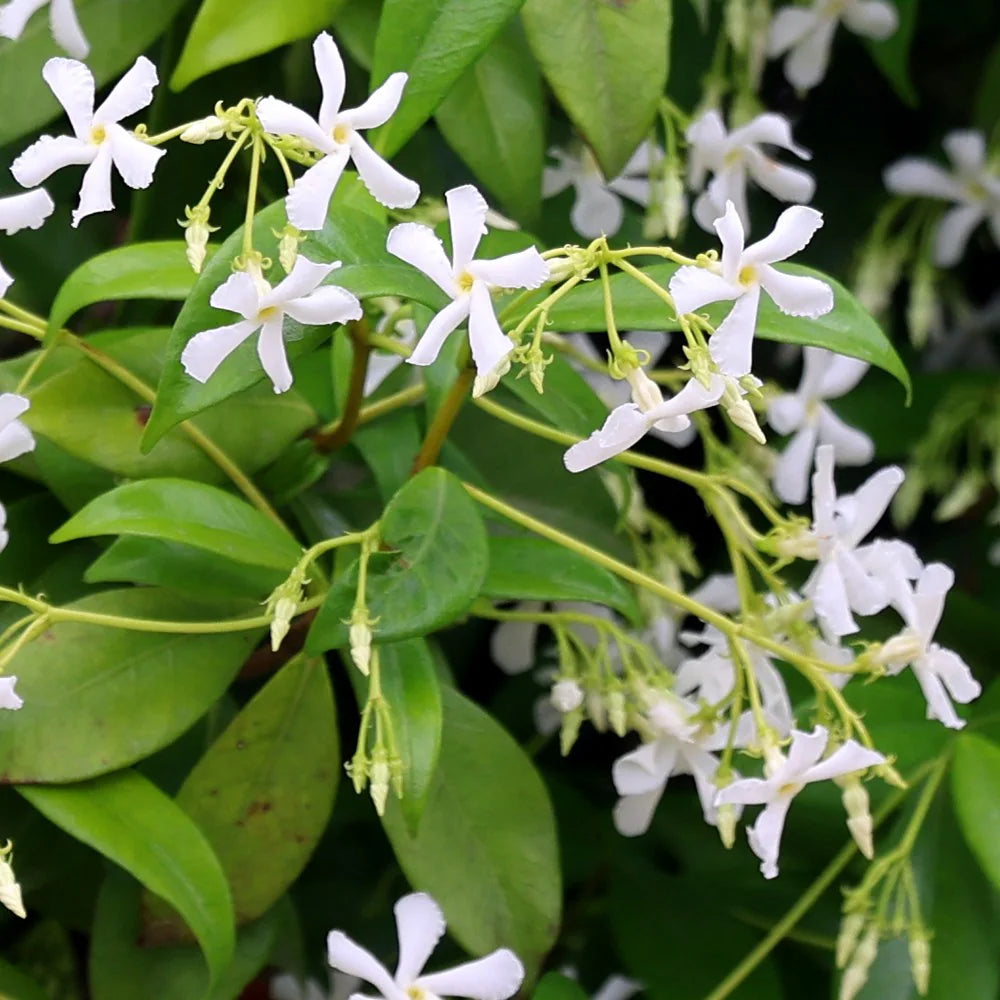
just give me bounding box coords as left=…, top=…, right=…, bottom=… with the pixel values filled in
left=0, top=261, right=13, bottom=299
left=343, top=72, right=408, bottom=131
left=284, top=285, right=362, bottom=327
left=842, top=0, right=898, bottom=40
left=93, top=55, right=158, bottom=125
left=932, top=203, right=984, bottom=267
left=883, top=158, right=965, bottom=200
left=569, top=175, right=623, bottom=237
left=264, top=255, right=339, bottom=306
left=49, top=0, right=89, bottom=58
left=730, top=112, right=811, bottom=158
left=802, top=739, right=885, bottom=783
left=468, top=247, right=549, bottom=291
left=709, top=286, right=761, bottom=377
left=393, top=893, right=445, bottom=986
left=767, top=392, right=806, bottom=436
left=257, top=97, right=332, bottom=153
left=782, top=16, right=838, bottom=90
left=0, top=189, right=54, bottom=234
left=817, top=407, right=873, bottom=465
left=181, top=318, right=260, bottom=384
left=0, top=392, right=31, bottom=427
left=108, top=125, right=165, bottom=189
left=11, top=134, right=93, bottom=187
left=647, top=373, right=726, bottom=424
left=387, top=223, right=456, bottom=296
left=759, top=265, right=833, bottom=317
left=41, top=56, right=94, bottom=138
left=210, top=270, right=260, bottom=317
left=415, top=950, right=524, bottom=1000
left=715, top=776, right=771, bottom=807
left=744, top=151, right=815, bottom=203
left=0, top=675, right=23, bottom=710
left=606, top=175, right=651, bottom=207
left=348, top=133, right=420, bottom=209
left=747, top=797, right=793, bottom=878
left=542, top=159, right=575, bottom=198
left=837, top=548, right=887, bottom=616
left=767, top=6, right=818, bottom=55
left=613, top=788, right=664, bottom=836
left=0, top=418, right=34, bottom=464
left=807, top=558, right=858, bottom=636
left=668, top=265, right=739, bottom=315
left=0, top=0, right=46, bottom=42
left=911, top=562, right=952, bottom=637
left=489, top=616, right=540, bottom=675
left=774, top=424, right=819, bottom=504
left=714, top=200, right=746, bottom=282
left=612, top=741, right=678, bottom=796
left=818, top=350, right=869, bottom=398
left=284, top=148, right=352, bottom=231
left=467, top=280, right=513, bottom=377
left=842, top=465, right=904, bottom=545
left=563, top=403, right=652, bottom=473
left=408, top=297, right=470, bottom=367
left=685, top=110, right=728, bottom=187
left=313, top=32, right=346, bottom=130
left=913, top=667, right=965, bottom=729
left=926, top=647, right=981, bottom=706
left=446, top=185, right=488, bottom=273
left=327, top=931, right=401, bottom=1000
left=72, top=141, right=114, bottom=226
left=257, top=314, right=293, bottom=393
left=744, top=205, right=824, bottom=265
left=942, top=129, right=986, bottom=173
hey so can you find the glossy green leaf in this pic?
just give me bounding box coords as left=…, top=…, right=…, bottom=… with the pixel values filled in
left=152, top=656, right=338, bottom=930
left=866, top=0, right=919, bottom=106
left=531, top=973, right=589, bottom=1000
left=381, top=686, right=560, bottom=977
left=47, top=243, right=210, bottom=340
left=370, top=0, right=526, bottom=157
left=172, top=0, right=346, bottom=91
left=951, top=733, right=1000, bottom=891
left=0, top=589, right=260, bottom=783
left=509, top=262, right=910, bottom=394
left=334, top=0, right=382, bottom=70
left=484, top=535, right=641, bottom=624
left=521, top=0, right=670, bottom=178
left=435, top=20, right=545, bottom=220
left=51, top=478, right=302, bottom=571
left=307, top=467, right=489, bottom=650
left=19, top=770, right=235, bottom=987
left=0, top=0, right=188, bottom=148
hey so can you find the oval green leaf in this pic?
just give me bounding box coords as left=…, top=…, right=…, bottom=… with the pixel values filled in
left=50, top=478, right=302, bottom=571
left=951, top=732, right=1000, bottom=892
left=19, top=770, right=235, bottom=987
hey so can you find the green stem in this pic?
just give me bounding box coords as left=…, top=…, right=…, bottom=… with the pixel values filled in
left=242, top=134, right=264, bottom=258
left=314, top=319, right=372, bottom=453
left=312, top=383, right=426, bottom=444
left=411, top=366, right=474, bottom=474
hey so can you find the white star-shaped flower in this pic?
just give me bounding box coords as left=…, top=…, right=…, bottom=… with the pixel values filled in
left=768, top=347, right=873, bottom=504
left=327, top=892, right=524, bottom=1000
left=0, top=676, right=23, bottom=710
left=0, top=0, right=87, bottom=58
left=768, top=0, right=899, bottom=91
left=803, top=444, right=903, bottom=638
left=12, top=56, right=164, bottom=228
left=686, top=110, right=815, bottom=232
left=716, top=726, right=885, bottom=878
left=669, top=201, right=833, bottom=377
left=542, top=141, right=663, bottom=238
left=386, top=184, right=549, bottom=392
left=877, top=563, right=981, bottom=729
left=256, top=32, right=419, bottom=230
left=181, top=256, right=362, bottom=394
left=884, top=130, right=1000, bottom=267
left=0, top=189, right=55, bottom=296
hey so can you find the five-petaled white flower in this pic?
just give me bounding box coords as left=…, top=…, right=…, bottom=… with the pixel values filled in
left=386, top=184, right=549, bottom=393
left=716, top=726, right=885, bottom=878
left=767, top=347, right=873, bottom=504
left=11, top=56, right=164, bottom=227
left=181, top=257, right=362, bottom=394
left=327, top=891, right=524, bottom=1000
left=0, top=189, right=54, bottom=297
left=256, top=32, right=419, bottom=231
left=768, top=0, right=899, bottom=91
left=686, top=110, right=815, bottom=232
left=669, top=201, right=833, bottom=377
left=802, top=444, right=903, bottom=638
left=877, top=563, right=981, bottom=729
left=542, top=141, right=663, bottom=239
left=884, top=130, right=1000, bottom=267
left=0, top=0, right=87, bottom=58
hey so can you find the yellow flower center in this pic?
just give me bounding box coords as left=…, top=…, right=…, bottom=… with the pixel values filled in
left=407, top=988, right=427, bottom=1000
left=90, top=124, right=107, bottom=144
left=723, top=148, right=744, bottom=167
left=258, top=305, right=279, bottom=320
left=332, top=123, right=350, bottom=144
left=457, top=271, right=475, bottom=293
left=738, top=264, right=758, bottom=286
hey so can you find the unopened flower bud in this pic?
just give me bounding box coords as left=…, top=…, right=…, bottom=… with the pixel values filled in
left=0, top=843, right=24, bottom=919
left=906, top=262, right=939, bottom=349
left=274, top=223, right=305, bottom=273
left=348, top=610, right=375, bottom=675
left=607, top=689, right=628, bottom=736
left=265, top=566, right=309, bottom=652
left=934, top=469, right=984, bottom=521
left=840, top=777, right=875, bottom=858
left=722, top=384, right=766, bottom=444
left=840, top=927, right=879, bottom=1000
left=837, top=912, right=866, bottom=968
left=725, top=0, right=749, bottom=52
left=855, top=240, right=904, bottom=315
left=586, top=689, right=607, bottom=731
left=559, top=707, right=584, bottom=756
left=908, top=931, right=931, bottom=994
left=551, top=679, right=584, bottom=713
left=516, top=343, right=553, bottom=394
left=369, top=749, right=390, bottom=816
left=179, top=204, right=218, bottom=274
left=180, top=115, right=227, bottom=144
left=716, top=801, right=738, bottom=849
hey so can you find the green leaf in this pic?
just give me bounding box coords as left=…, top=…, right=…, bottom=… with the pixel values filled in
left=0, top=959, right=49, bottom=1000
left=951, top=733, right=1000, bottom=891
left=369, top=0, right=526, bottom=157
left=975, top=38, right=1000, bottom=134
left=92, top=873, right=284, bottom=1000
left=435, top=20, right=545, bottom=221
left=307, top=467, right=489, bottom=651
left=510, top=262, right=910, bottom=395
left=19, top=770, right=235, bottom=987
left=866, top=0, right=919, bottom=106
left=86, top=536, right=284, bottom=600
left=334, top=0, right=382, bottom=70
left=382, top=686, right=560, bottom=977
left=172, top=0, right=346, bottom=91
left=153, top=656, right=338, bottom=930
left=0, top=589, right=260, bottom=783
left=51, top=478, right=302, bottom=571
left=521, top=0, right=670, bottom=178
left=484, top=535, right=641, bottom=624
left=531, top=973, right=589, bottom=1000
left=47, top=243, right=210, bottom=341
left=0, top=0, right=188, bottom=148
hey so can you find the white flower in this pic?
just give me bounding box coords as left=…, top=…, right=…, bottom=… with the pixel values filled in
left=768, top=0, right=899, bottom=91
left=542, top=141, right=663, bottom=239
left=877, top=563, right=981, bottom=729
left=0, top=189, right=55, bottom=296
left=716, top=726, right=885, bottom=878
left=884, top=130, right=1000, bottom=267
left=364, top=298, right=418, bottom=397
left=181, top=256, right=362, bottom=394
left=327, top=891, right=524, bottom=1000
left=0, top=0, right=87, bottom=58
left=256, top=32, right=419, bottom=230
left=768, top=347, right=873, bottom=504
left=669, top=201, right=833, bottom=377
left=803, top=445, right=903, bottom=638
left=686, top=110, right=815, bottom=231
left=0, top=676, right=23, bottom=710
left=386, top=185, right=549, bottom=392
left=12, top=56, right=164, bottom=227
